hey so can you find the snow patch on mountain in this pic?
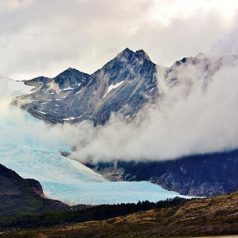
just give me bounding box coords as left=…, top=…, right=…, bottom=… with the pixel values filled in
left=103, top=81, right=124, bottom=98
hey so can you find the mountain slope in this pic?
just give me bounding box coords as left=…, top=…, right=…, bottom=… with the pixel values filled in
left=13, top=49, right=238, bottom=197
left=15, top=48, right=158, bottom=125
left=0, top=163, right=68, bottom=215
left=15, top=51, right=237, bottom=125
left=86, top=149, right=238, bottom=196
left=2, top=192, right=238, bottom=237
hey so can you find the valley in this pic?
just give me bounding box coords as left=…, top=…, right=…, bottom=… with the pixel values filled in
left=1, top=1, right=238, bottom=237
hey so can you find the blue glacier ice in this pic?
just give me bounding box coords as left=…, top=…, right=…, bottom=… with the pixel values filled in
left=0, top=80, right=190, bottom=205
left=0, top=109, right=189, bottom=205
left=43, top=181, right=189, bottom=205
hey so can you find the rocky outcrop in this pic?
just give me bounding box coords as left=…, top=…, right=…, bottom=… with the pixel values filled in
left=25, top=179, right=44, bottom=197
left=0, top=163, right=68, bottom=215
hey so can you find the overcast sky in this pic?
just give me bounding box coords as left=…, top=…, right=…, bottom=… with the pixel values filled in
left=1, top=0, right=238, bottom=80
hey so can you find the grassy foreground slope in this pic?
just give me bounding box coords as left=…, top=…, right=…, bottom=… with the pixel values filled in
left=2, top=192, right=238, bottom=238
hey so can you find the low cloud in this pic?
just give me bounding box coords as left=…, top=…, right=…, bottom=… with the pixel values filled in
left=65, top=24, right=238, bottom=163
left=2, top=50, right=238, bottom=164
left=67, top=54, right=238, bottom=162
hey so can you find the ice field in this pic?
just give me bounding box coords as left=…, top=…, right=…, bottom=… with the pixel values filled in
left=0, top=80, right=190, bottom=204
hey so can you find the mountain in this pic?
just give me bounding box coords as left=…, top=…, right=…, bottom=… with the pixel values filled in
left=0, top=163, right=68, bottom=215
left=2, top=192, right=238, bottom=237
left=15, top=48, right=158, bottom=125
left=86, top=149, right=238, bottom=196
left=15, top=50, right=238, bottom=126
left=14, top=49, right=238, bottom=197
left=0, top=100, right=191, bottom=205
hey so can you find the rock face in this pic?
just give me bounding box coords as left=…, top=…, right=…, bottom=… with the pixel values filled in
left=15, top=50, right=238, bottom=126
left=86, top=149, right=238, bottom=196
left=25, top=178, right=44, bottom=197
left=15, top=50, right=236, bottom=126
left=0, top=163, right=68, bottom=215
left=16, top=48, right=158, bottom=125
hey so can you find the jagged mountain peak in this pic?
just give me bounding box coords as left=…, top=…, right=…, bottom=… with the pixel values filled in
left=54, top=67, right=90, bottom=88
left=135, top=49, right=151, bottom=61
left=117, top=48, right=134, bottom=58
left=98, top=48, right=155, bottom=82
left=16, top=48, right=158, bottom=125
left=57, top=67, right=89, bottom=77
left=24, top=67, right=90, bottom=90
left=116, top=48, right=153, bottom=63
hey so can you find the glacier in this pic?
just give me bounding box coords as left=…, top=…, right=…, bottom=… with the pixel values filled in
left=43, top=181, right=189, bottom=205
left=0, top=79, right=190, bottom=205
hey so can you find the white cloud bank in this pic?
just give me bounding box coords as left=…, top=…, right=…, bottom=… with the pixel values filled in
left=66, top=54, right=238, bottom=162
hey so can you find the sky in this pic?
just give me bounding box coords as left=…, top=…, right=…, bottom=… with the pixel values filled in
left=0, top=0, right=238, bottom=80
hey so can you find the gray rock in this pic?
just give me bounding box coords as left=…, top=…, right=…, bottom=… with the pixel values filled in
left=15, top=48, right=158, bottom=125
